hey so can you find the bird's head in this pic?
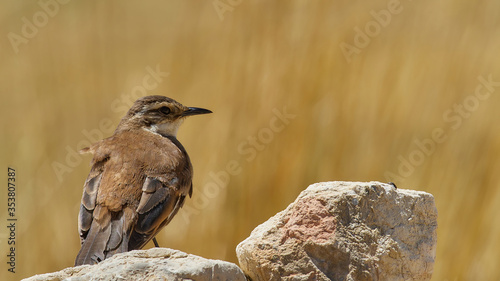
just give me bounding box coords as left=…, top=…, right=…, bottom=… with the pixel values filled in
left=116, top=95, right=212, bottom=137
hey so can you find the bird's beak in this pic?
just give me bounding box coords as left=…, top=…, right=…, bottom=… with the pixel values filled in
left=182, top=107, right=213, bottom=117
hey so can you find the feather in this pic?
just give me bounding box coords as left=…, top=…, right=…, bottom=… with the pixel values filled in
left=74, top=206, right=112, bottom=266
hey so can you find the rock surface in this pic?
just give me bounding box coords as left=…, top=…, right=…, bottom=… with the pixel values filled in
left=236, top=181, right=438, bottom=281
left=23, top=248, right=246, bottom=281
left=24, top=181, right=437, bottom=281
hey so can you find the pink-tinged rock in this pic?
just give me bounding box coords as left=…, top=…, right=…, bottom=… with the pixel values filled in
left=236, top=181, right=437, bottom=281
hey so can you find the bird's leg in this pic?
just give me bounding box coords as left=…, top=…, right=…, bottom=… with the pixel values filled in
left=153, top=237, right=160, bottom=247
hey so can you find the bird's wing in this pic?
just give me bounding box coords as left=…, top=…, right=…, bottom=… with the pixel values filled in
left=129, top=176, right=189, bottom=250
left=78, top=158, right=106, bottom=243
left=76, top=144, right=124, bottom=266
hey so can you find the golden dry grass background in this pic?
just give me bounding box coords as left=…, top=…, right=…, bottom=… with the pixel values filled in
left=1, top=1, right=500, bottom=280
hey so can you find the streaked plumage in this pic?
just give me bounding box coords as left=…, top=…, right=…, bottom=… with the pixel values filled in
left=75, top=95, right=211, bottom=266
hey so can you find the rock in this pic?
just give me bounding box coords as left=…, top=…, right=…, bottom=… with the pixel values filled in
left=23, top=248, right=247, bottom=281
left=236, top=181, right=437, bottom=281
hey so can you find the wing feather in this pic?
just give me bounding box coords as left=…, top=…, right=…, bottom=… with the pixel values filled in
left=78, top=172, right=103, bottom=242
left=130, top=176, right=187, bottom=250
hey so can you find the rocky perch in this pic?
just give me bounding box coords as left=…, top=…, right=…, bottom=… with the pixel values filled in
left=237, top=181, right=437, bottom=281
left=23, top=248, right=247, bottom=281
left=24, top=181, right=437, bottom=281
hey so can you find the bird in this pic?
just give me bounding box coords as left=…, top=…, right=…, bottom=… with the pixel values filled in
left=74, top=95, right=212, bottom=266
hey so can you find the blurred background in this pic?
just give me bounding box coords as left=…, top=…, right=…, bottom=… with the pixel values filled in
left=1, top=1, right=499, bottom=280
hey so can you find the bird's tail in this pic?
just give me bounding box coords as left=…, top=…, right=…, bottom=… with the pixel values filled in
left=75, top=206, right=130, bottom=266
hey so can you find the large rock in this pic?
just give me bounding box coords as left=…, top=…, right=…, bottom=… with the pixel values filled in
left=236, top=181, right=437, bottom=281
left=23, top=248, right=246, bottom=281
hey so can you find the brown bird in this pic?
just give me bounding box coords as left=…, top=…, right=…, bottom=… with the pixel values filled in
left=75, top=95, right=212, bottom=266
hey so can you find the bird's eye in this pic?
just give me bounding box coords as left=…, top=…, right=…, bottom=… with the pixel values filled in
left=159, top=106, right=171, bottom=115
